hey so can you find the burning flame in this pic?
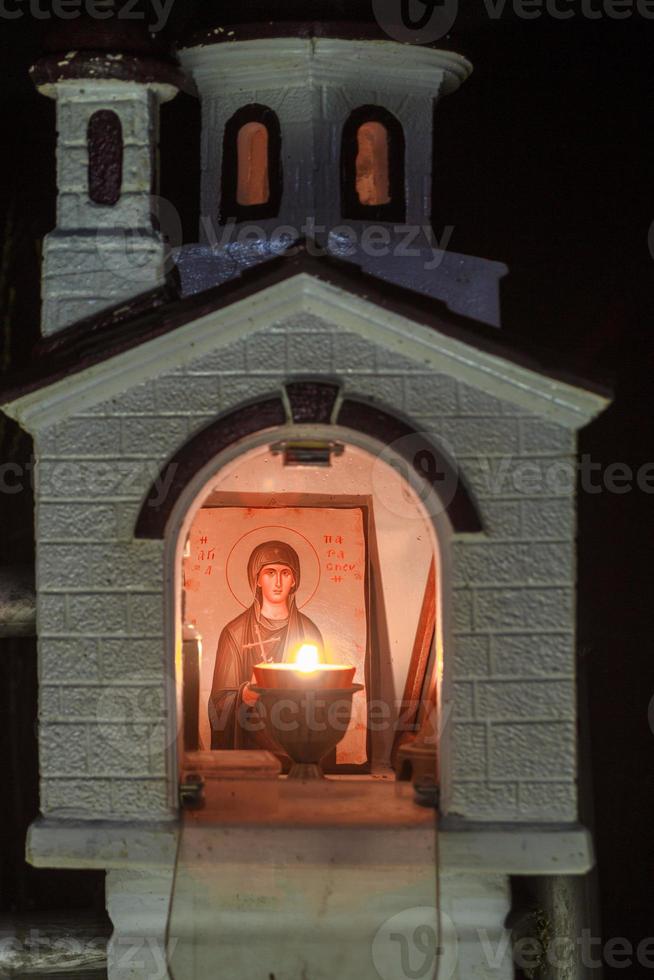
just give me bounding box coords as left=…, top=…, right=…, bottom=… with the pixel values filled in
left=294, top=644, right=320, bottom=673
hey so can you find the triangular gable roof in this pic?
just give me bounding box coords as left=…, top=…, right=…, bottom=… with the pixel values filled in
left=0, top=246, right=611, bottom=430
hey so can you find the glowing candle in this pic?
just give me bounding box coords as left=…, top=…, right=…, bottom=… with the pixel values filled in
left=252, top=644, right=356, bottom=691
left=294, top=644, right=320, bottom=673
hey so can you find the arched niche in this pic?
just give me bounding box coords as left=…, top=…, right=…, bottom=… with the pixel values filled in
left=167, top=425, right=452, bottom=787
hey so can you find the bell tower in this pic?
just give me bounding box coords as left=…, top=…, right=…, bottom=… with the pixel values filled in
left=30, top=19, right=184, bottom=334
left=179, top=26, right=470, bottom=240
left=176, top=17, right=504, bottom=326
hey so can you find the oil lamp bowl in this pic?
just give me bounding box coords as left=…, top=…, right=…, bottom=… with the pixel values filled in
left=249, top=683, right=364, bottom=780
left=253, top=662, right=356, bottom=691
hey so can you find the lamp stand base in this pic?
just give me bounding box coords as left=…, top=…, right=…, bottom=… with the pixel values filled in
left=287, top=762, right=324, bottom=780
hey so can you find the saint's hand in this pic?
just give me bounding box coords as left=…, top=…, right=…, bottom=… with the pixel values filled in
left=242, top=676, right=260, bottom=707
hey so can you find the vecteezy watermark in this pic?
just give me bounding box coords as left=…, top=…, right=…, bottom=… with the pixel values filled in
left=98, top=194, right=184, bottom=287
left=481, top=0, right=654, bottom=20
left=370, top=435, right=654, bottom=522
left=94, top=677, right=172, bottom=754
left=506, top=928, right=654, bottom=972
left=372, top=0, right=654, bottom=41
left=371, top=431, right=460, bottom=522
left=372, top=0, right=459, bottom=43
left=371, top=912, right=654, bottom=979
left=0, top=458, right=177, bottom=506
left=477, top=454, right=654, bottom=497
left=0, top=931, right=107, bottom=975
left=0, top=0, right=175, bottom=32
left=111, top=937, right=175, bottom=980
left=3, top=924, right=654, bottom=979
left=372, top=908, right=458, bottom=980
left=0, top=932, right=176, bottom=980
left=199, top=216, right=455, bottom=272
left=210, top=695, right=444, bottom=739
left=98, top=210, right=456, bottom=287
left=2, top=453, right=654, bottom=501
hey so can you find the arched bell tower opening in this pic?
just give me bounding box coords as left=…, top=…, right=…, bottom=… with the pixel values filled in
left=220, top=103, right=283, bottom=223
left=341, top=105, right=406, bottom=223
left=162, top=418, right=458, bottom=804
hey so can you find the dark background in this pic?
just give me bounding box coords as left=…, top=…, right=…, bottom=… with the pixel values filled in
left=0, top=2, right=652, bottom=976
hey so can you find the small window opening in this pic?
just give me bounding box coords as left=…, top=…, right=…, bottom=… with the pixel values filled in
left=236, top=122, right=270, bottom=207
left=356, top=122, right=391, bottom=207
left=221, top=105, right=282, bottom=223
left=87, top=109, right=123, bottom=207
left=342, top=106, right=406, bottom=223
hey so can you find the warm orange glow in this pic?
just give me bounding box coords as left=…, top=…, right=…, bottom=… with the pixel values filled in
left=355, top=121, right=390, bottom=207
left=236, top=121, right=269, bottom=206
left=253, top=661, right=356, bottom=690
left=294, top=644, right=320, bottom=673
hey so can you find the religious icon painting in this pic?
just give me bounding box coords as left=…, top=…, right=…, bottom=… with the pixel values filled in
left=183, top=506, right=370, bottom=770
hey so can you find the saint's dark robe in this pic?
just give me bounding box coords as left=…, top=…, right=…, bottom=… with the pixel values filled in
left=209, top=600, right=323, bottom=750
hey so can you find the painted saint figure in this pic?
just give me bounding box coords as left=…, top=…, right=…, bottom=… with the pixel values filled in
left=209, top=540, right=324, bottom=750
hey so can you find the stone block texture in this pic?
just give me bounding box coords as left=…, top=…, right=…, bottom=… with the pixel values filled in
left=34, top=312, right=579, bottom=822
